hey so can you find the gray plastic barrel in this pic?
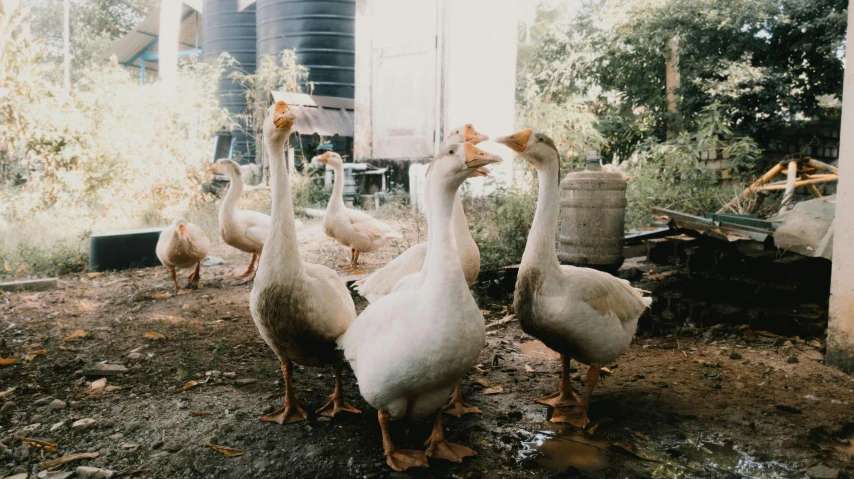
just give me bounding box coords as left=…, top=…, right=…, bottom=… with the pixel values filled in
left=558, top=153, right=627, bottom=272
left=256, top=0, right=355, bottom=98
left=202, top=0, right=257, bottom=160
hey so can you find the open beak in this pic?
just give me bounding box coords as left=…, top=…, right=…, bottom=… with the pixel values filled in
left=464, top=143, right=502, bottom=171
left=468, top=166, right=491, bottom=178
left=464, top=124, right=489, bottom=145
left=273, top=101, right=296, bottom=130
left=314, top=151, right=331, bottom=164
left=495, top=128, right=533, bottom=153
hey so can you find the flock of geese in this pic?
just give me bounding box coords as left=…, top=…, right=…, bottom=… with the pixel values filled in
left=154, top=101, right=651, bottom=471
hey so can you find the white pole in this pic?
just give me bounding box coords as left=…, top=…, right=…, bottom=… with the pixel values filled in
left=63, top=0, right=70, bottom=92
left=158, top=0, right=181, bottom=88
left=827, top=0, right=854, bottom=372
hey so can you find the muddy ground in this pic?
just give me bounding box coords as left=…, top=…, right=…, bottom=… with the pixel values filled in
left=2, top=219, right=854, bottom=479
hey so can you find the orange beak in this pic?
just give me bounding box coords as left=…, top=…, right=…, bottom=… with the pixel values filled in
left=464, top=124, right=489, bottom=145
left=314, top=151, right=331, bottom=164
left=273, top=101, right=296, bottom=130
left=464, top=143, right=502, bottom=170
left=495, top=128, right=533, bottom=153
left=206, top=165, right=218, bottom=174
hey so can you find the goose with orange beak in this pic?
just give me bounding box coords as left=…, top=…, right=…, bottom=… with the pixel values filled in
left=155, top=216, right=211, bottom=294
left=315, top=151, right=403, bottom=270
left=338, top=143, right=500, bottom=471
left=495, top=129, right=651, bottom=428
left=250, top=101, right=361, bottom=426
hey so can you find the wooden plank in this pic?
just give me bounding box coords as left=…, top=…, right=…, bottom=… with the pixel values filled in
left=0, top=278, right=58, bottom=293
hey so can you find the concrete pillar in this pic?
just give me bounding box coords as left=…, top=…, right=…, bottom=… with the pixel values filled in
left=158, top=0, right=181, bottom=87
left=827, top=0, right=854, bottom=372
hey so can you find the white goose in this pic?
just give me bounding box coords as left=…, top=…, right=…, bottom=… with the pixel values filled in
left=352, top=124, right=487, bottom=302
left=496, top=129, right=651, bottom=428
left=208, top=158, right=302, bottom=283
left=250, top=101, right=360, bottom=424
left=338, top=143, right=501, bottom=471
left=155, top=216, right=210, bottom=295
left=315, top=152, right=402, bottom=269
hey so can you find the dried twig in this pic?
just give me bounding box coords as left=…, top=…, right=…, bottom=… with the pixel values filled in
left=39, top=451, right=100, bottom=469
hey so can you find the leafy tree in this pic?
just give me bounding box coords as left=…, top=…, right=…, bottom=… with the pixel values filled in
left=22, top=0, right=155, bottom=83
left=521, top=0, right=847, bottom=160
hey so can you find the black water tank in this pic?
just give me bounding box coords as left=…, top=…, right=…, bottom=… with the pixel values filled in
left=256, top=0, right=355, bottom=98
left=202, top=0, right=257, bottom=161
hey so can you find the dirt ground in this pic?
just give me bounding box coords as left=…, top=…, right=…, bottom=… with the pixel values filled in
left=2, top=219, right=854, bottom=479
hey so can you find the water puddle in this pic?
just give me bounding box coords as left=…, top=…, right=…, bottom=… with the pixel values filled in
left=521, top=428, right=802, bottom=478
left=665, top=442, right=802, bottom=478
left=520, top=340, right=560, bottom=360
left=522, top=430, right=610, bottom=472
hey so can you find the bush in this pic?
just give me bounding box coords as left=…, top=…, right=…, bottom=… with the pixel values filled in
left=0, top=4, right=232, bottom=277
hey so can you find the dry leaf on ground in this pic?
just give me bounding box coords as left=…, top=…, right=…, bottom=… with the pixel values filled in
left=152, top=293, right=172, bottom=300
left=471, top=377, right=490, bottom=387
left=482, top=386, right=504, bottom=395
left=64, top=329, right=87, bottom=341
left=205, top=443, right=245, bottom=457
left=0, top=358, right=17, bottom=366
left=39, top=452, right=100, bottom=470
left=15, top=436, right=58, bottom=453
left=177, top=380, right=200, bottom=392
left=524, top=364, right=535, bottom=373
left=25, top=349, right=47, bottom=362
left=145, top=331, right=166, bottom=340
left=0, top=388, right=14, bottom=399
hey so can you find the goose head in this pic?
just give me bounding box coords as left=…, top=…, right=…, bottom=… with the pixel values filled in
left=312, top=151, right=344, bottom=169
left=430, top=143, right=502, bottom=190
left=444, top=123, right=489, bottom=146
left=263, top=100, right=297, bottom=142
left=172, top=216, right=189, bottom=240
left=495, top=128, right=559, bottom=170
left=207, top=158, right=241, bottom=177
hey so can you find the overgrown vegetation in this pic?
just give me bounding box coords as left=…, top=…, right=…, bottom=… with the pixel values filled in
left=0, top=2, right=230, bottom=277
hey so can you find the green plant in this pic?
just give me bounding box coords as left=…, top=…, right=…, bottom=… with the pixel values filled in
left=624, top=104, right=762, bottom=228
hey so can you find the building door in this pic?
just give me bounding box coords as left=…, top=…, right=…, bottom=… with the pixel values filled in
left=369, top=0, right=439, bottom=159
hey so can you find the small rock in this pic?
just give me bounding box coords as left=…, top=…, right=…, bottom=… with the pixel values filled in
left=207, top=371, right=222, bottom=378
left=4, top=474, right=28, bottom=479
left=126, top=352, right=145, bottom=360
left=787, top=356, right=799, bottom=364
left=729, top=352, right=742, bottom=360
left=50, top=421, right=66, bottom=432
left=121, top=442, right=139, bottom=451
left=46, top=399, right=67, bottom=413
left=82, top=363, right=128, bottom=377
left=1, top=401, right=17, bottom=414
left=34, top=397, right=53, bottom=406
left=701, top=360, right=721, bottom=368
left=109, top=432, right=124, bottom=440
left=806, top=464, right=839, bottom=479
left=202, top=256, right=226, bottom=267
left=235, top=379, right=256, bottom=386
left=71, top=417, right=98, bottom=430
left=163, top=442, right=182, bottom=452
left=40, top=472, right=74, bottom=479
left=75, top=466, right=115, bottom=479
left=223, top=372, right=236, bottom=379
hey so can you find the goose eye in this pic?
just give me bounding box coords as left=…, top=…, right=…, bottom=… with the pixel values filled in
left=448, top=149, right=455, bottom=155
left=538, top=137, right=544, bottom=142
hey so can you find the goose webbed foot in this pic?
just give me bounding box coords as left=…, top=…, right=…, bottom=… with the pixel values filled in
left=260, top=360, right=308, bottom=425
left=385, top=449, right=429, bottom=471
left=535, top=390, right=580, bottom=408
left=442, top=383, right=482, bottom=418
left=550, top=405, right=590, bottom=429
left=424, top=410, right=476, bottom=463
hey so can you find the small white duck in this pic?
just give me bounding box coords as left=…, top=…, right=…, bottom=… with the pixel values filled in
left=495, top=129, right=651, bottom=428
left=155, top=216, right=211, bottom=295
left=251, top=101, right=360, bottom=424
left=338, top=142, right=501, bottom=471
left=315, top=151, right=402, bottom=269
